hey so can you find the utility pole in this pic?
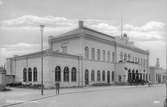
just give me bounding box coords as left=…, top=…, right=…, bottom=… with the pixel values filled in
left=40, top=25, right=45, bottom=95
left=165, top=40, right=167, bottom=106
left=120, top=16, right=123, bottom=38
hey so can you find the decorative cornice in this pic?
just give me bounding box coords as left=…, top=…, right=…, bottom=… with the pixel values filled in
left=8, top=50, right=81, bottom=61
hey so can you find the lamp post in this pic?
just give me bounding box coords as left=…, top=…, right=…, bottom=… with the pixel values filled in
left=40, top=25, right=45, bottom=95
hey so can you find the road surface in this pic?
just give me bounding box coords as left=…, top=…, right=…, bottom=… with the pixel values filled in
left=1, top=85, right=165, bottom=107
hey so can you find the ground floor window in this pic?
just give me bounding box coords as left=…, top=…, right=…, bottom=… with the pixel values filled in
left=33, top=67, right=38, bottom=82
left=85, top=69, right=89, bottom=85
left=91, top=70, right=95, bottom=81
left=112, top=71, right=115, bottom=81
left=64, top=66, right=69, bottom=82
left=71, top=67, right=77, bottom=82
left=97, top=70, right=101, bottom=81
left=28, top=68, right=32, bottom=81
left=23, top=68, right=27, bottom=82
left=102, top=70, right=105, bottom=81
left=55, top=66, right=61, bottom=81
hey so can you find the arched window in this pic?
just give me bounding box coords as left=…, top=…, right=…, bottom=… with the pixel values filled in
left=97, top=70, right=101, bottom=81
left=71, top=67, right=77, bottom=82
left=33, top=67, right=38, bottom=82
left=23, top=68, right=27, bottom=82
left=64, top=66, right=69, bottom=82
left=28, top=68, right=32, bottom=81
left=107, top=71, right=110, bottom=83
left=55, top=66, right=61, bottom=81
left=85, top=69, right=89, bottom=85
left=85, top=46, right=89, bottom=59
left=112, top=71, right=115, bottom=81
left=102, top=70, right=105, bottom=81
left=91, top=70, right=95, bottom=81
left=128, top=69, right=131, bottom=82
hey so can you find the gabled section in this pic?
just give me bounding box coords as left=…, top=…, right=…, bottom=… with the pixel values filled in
left=49, top=20, right=115, bottom=43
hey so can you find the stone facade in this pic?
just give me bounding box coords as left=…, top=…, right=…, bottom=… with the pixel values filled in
left=150, top=58, right=166, bottom=84
left=6, top=21, right=150, bottom=88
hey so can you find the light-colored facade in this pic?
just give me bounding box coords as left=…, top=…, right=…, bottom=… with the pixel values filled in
left=6, top=21, right=150, bottom=88
left=150, top=58, right=166, bottom=84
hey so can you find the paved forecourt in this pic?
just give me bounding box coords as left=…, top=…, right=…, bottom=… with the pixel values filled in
left=0, top=84, right=165, bottom=107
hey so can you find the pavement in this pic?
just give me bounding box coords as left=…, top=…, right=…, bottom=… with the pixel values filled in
left=0, top=84, right=165, bottom=107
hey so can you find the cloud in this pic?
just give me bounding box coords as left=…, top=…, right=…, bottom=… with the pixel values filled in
left=1, top=15, right=77, bottom=31
left=123, top=21, right=166, bottom=41
left=0, top=43, right=40, bottom=57
left=0, top=0, right=3, bottom=5
left=1, top=15, right=165, bottom=42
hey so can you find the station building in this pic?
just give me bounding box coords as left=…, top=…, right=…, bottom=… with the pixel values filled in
left=150, top=58, right=166, bottom=84
left=6, top=21, right=150, bottom=88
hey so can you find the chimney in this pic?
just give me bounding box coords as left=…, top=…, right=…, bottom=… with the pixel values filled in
left=78, top=20, right=84, bottom=28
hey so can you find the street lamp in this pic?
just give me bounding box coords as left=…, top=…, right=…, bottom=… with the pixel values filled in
left=40, top=25, right=45, bottom=95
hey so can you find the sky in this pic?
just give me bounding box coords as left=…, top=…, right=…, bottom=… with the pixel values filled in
left=0, top=0, right=166, bottom=68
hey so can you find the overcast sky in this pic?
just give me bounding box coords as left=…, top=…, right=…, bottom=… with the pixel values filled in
left=0, top=0, right=166, bottom=68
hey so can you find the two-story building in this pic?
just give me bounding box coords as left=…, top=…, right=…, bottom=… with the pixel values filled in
left=6, top=21, right=150, bottom=88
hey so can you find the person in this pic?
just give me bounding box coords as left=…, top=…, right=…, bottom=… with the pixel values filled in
left=164, top=98, right=167, bottom=107
left=55, top=82, right=60, bottom=95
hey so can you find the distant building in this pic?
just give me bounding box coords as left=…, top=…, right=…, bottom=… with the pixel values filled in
left=6, top=21, right=150, bottom=88
left=0, top=66, right=6, bottom=86
left=150, top=58, right=166, bottom=84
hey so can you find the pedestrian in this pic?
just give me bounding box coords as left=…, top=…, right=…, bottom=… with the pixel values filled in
left=164, top=98, right=167, bottom=107
left=55, top=82, right=60, bottom=95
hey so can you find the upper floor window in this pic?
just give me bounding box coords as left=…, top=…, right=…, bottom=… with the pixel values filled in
left=85, top=46, right=89, bottom=59
left=97, top=49, right=100, bottom=61
left=91, top=48, right=95, bottom=60
left=107, top=51, right=110, bottom=62
left=138, top=58, right=140, bottom=64
left=124, top=53, right=127, bottom=61
left=62, top=46, right=67, bottom=53
left=135, top=57, right=137, bottom=63
left=128, top=54, right=131, bottom=61
left=133, top=56, right=135, bottom=62
left=103, top=50, right=105, bottom=61
left=120, top=52, right=123, bottom=60
left=112, top=52, right=115, bottom=63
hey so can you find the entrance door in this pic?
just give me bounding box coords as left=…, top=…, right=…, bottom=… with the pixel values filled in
left=85, top=70, right=89, bottom=85
left=107, top=71, right=110, bottom=84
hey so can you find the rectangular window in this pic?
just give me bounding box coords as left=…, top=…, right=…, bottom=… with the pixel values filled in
left=62, top=46, right=67, bottom=53
left=91, top=48, right=95, bottom=60
left=107, top=51, right=110, bottom=62
left=128, top=54, right=131, bottom=61
left=120, top=52, right=123, bottom=60
left=103, top=50, right=105, bottom=61
left=97, top=49, right=100, bottom=61
left=112, top=52, right=115, bottom=63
